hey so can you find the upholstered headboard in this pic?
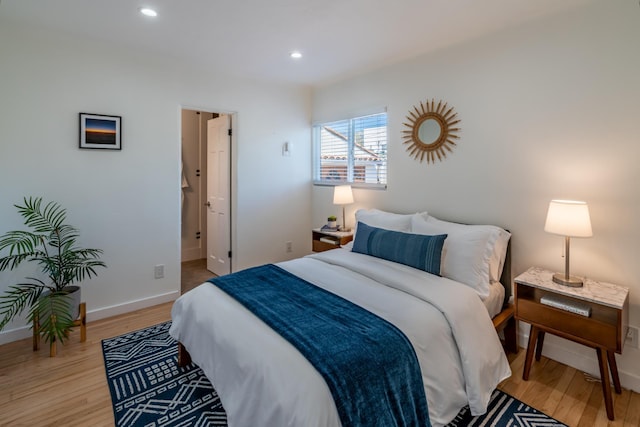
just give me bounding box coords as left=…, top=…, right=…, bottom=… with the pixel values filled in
left=498, top=236, right=512, bottom=307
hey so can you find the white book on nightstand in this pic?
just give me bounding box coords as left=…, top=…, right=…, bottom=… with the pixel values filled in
left=540, top=293, right=592, bottom=317
left=319, top=237, right=338, bottom=245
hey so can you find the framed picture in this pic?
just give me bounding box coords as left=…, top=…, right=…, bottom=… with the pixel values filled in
left=79, top=113, right=122, bottom=150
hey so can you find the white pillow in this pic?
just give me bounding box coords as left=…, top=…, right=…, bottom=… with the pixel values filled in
left=492, top=229, right=511, bottom=283
left=341, top=240, right=354, bottom=251
left=354, top=209, right=428, bottom=238
left=411, top=215, right=510, bottom=298
left=423, top=216, right=510, bottom=283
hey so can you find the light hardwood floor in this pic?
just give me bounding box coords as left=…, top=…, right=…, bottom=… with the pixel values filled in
left=1, top=262, right=638, bottom=426
left=502, top=349, right=640, bottom=426
left=0, top=302, right=173, bottom=426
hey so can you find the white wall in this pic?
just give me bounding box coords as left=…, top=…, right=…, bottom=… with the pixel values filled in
left=312, top=2, right=640, bottom=390
left=0, top=22, right=311, bottom=343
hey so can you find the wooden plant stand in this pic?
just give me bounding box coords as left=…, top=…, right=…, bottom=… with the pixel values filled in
left=32, top=302, right=87, bottom=357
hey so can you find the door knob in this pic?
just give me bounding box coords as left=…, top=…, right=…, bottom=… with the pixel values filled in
left=205, top=201, right=211, bottom=207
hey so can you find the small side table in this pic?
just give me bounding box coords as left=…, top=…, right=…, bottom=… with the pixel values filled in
left=33, top=302, right=87, bottom=357
left=514, top=267, right=629, bottom=420
left=312, top=229, right=353, bottom=252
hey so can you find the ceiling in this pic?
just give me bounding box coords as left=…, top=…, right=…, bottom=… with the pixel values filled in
left=0, top=0, right=595, bottom=87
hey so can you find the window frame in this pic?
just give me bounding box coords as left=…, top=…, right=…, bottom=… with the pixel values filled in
left=312, top=111, right=388, bottom=190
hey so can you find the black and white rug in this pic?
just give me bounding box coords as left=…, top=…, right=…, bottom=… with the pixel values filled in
left=102, top=322, right=566, bottom=427
left=448, top=389, right=567, bottom=426
left=101, top=321, right=226, bottom=426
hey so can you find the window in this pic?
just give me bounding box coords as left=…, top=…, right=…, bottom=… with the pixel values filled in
left=313, top=112, right=387, bottom=188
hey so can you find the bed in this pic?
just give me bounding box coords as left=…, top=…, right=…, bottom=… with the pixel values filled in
left=170, top=210, right=515, bottom=426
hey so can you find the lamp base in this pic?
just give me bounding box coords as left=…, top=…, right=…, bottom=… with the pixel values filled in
left=552, top=272, right=584, bottom=287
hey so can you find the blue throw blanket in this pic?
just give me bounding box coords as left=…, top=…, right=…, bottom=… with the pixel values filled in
left=208, top=264, right=430, bottom=427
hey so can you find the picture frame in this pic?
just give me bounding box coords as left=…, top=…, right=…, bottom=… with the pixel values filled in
left=79, top=113, right=122, bottom=150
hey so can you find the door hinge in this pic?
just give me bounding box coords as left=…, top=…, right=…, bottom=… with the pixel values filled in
left=228, top=128, right=232, bottom=136
left=228, top=251, right=232, bottom=258
left=196, top=231, right=201, bottom=239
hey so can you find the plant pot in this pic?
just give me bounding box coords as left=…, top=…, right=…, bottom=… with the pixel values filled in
left=64, top=286, right=82, bottom=320
left=40, top=286, right=81, bottom=321
left=328, top=221, right=337, bottom=228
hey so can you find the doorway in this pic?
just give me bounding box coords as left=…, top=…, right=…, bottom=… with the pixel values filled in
left=180, top=108, right=233, bottom=293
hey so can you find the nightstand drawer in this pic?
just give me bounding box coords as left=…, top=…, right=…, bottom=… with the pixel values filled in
left=312, top=240, right=339, bottom=252
left=517, top=298, right=619, bottom=351
left=312, top=229, right=353, bottom=252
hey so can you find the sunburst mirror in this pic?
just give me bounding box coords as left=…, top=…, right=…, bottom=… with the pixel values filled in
left=402, top=99, right=460, bottom=164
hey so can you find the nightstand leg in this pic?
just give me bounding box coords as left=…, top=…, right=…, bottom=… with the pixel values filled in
left=607, top=350, right=622, bottom=394
left=523, top=326, right=539, bottom=381
left=535, top=331, right=545, bottom=361
left=596, top=347, right=615, bottom=420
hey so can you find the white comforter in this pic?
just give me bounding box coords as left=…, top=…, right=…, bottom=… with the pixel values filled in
left=169, top=249, right=511, bottom=427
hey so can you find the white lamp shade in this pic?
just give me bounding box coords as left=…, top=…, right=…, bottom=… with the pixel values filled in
left=333, top=185, right=354, bottom=205
left=544, top=200, right=593, bottom=237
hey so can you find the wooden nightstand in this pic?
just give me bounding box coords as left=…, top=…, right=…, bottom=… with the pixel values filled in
left=514, top=267, right=629, bottom=420
left=312, top=229, right=353, bottom=252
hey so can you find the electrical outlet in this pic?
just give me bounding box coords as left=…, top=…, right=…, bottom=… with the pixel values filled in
left=626, top=326, right=639, bottom=349
left=285, top=241, right=293, bottom=253
left=154, top=264, right=165, bottom=279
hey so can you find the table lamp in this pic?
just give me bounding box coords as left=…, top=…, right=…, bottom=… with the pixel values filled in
left=333, top=185, right=354, bottom=231
left=544, top=199, right=593, bottom=287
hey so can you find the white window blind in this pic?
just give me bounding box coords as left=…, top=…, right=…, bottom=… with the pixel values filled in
left=313, top=112, right=387, bottom=187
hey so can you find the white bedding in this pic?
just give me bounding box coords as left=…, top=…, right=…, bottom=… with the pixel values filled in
left=484, top=280, right=505, bottom=318
left=170, top=249, right=511, bottom=426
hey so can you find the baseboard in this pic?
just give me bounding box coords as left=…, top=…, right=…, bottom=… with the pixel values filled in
left=518, top=328, right=640, bottom=394
left=0, top=325, right=33, bottom=346
left=0, top=290, right=179, bottom=346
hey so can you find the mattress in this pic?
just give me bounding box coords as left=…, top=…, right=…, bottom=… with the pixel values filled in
left=170, top=249, right=511, bottom=426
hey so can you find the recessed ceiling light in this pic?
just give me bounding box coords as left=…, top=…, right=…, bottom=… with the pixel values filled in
left=290, top=51, right=302, bottom=59
left=139, top=7, right=158, bottom=17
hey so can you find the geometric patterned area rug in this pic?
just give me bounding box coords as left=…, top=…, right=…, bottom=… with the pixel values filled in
left=448, top=389, right=567, bottom=426
left=103, top=322, right=566, bottom=427
left=101, top=321, right=226, bottom=427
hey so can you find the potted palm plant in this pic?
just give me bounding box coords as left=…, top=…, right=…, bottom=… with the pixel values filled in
left=0, top=197, right=106, bottom=354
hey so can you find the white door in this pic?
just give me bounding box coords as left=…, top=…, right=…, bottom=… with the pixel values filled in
left=206, top=114, right=231, bottom=276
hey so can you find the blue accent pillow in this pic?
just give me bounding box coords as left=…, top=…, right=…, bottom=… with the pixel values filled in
left=352, top=221, right=447, bottom=276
